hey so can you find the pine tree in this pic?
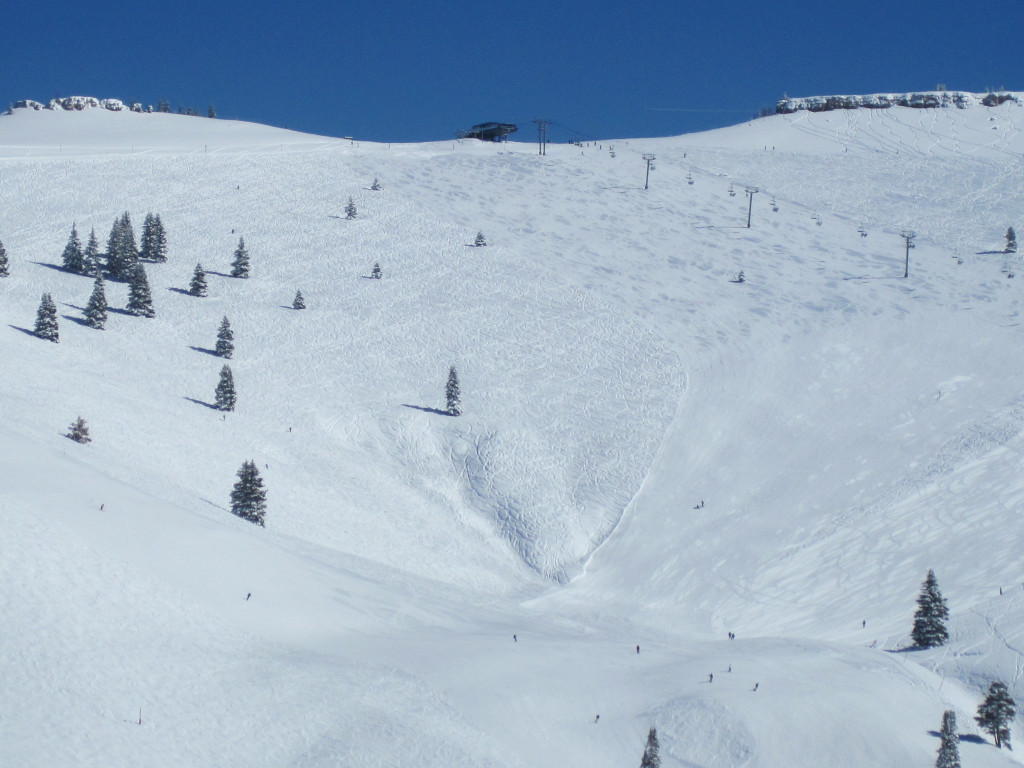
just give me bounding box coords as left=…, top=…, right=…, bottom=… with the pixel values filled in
left=61, top=223, right=85, bottom=273
left=189, top=263, right=208, bottom=297
left=230, top=460, right=266, bottom=526
left=215, top=364, right=237, bottom=411
left=152, top=214, right=168, bottom=262
left=231, top=236, right=250, bottom=278
left=371, top=262, right=382, bottom=279
left=345, top=197, right=357, bottom=219
left=370, top=178, right=382, bottom=191
left=126, top=263, right=155, bottom=317
left=912, top=570, right=950, bottom=648
left=0, top=239, right=9, bottom=277
left=66, top=416, right=91, bottom=444
left=292, top=290, right=305, bottom=309
left=83, top=228, right=100, bottom=276
left=215, top=316, right=234, bottom=358
left=208, top=104, right=216, bottom=118
left=936, top=710, right=961, bottom=768
left=446, top=366, right=461, bottom=416
left=474, top=231, right=487, bottom=247
left=640, top=727, right=661, bottom=768
left=84, top=274, right=108, bottom=329
left=34, top=293, right=59, bottom=342
left=976, top=681, right=1016, bottom=748
left=106, top=212, right=139, bottom=280
left=1006, top=227, right=1017, bottom=254
left=140, top=212, right=167, bottom=262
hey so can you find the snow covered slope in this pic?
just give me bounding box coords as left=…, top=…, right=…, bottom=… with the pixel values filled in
left=3, top=99, right=1024, bottom=767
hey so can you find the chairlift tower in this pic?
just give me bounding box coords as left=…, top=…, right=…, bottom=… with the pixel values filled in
left=900, top=230, right=916, bottom=278
left=533, top=119, right=551, bottom=156
left=642, top=154, right=656, bottom=190
left=745, top=187, right=759, bottom=228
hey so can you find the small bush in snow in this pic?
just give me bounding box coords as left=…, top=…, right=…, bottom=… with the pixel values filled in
left=474, top=231, right=487, bottom=247
left=66, top=417, right=91, bottom=444
left=345, top=198, right=357, bottom=220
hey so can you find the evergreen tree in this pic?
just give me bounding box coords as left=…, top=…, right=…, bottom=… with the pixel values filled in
left=936, top=710, right=961, bottom=768
left=83, top=228, right=100, bottom=276
left=208, top=104, right=216, bottom=118
left=446, top=366, right=461, bottom=416
left=215, top=316, right=234, bottom=358
left=34, top=293, right=59, bottom=342
left=230, top=460, right=266, bottom=526
left=84, top=274, right=108, bottom=329
left=126, top=263, right=155, bottom=317
left=1006, top=227, right=1017, bottom=254
left=976, top=681, right=1016, bottom=749
left=0, top=239, right=9, bottom=277
left=370, top=178, right=382, bottom=191
left=292, top=290, right=305, bottom=309
left=371, top=262, right=382, bottom=279
left=640, top=727, right=661, bottom=768
left=61, top=223, right=85, bottom=273
left=139, top=212, right=168, bottom=263
left=474, top=231, right=487, bottom=247
left=231, top=236, right=250, bottom=278
left=912, top=570, right=949, bottom=648
left=106, top=212, right=139, bottom=280
left=66, top=416, right=91, bottom=444
left=189, top=263, right=208, bottom=297
left=345, top=197, right=357, bottom=219
left=215, top=364, right=237, bottom=411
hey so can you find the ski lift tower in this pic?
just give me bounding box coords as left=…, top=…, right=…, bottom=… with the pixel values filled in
left=745, top=187, right=759, bottom=228
left=900, top=230, right=916, bottom=278
left=642, top=154, right=656, bottom=190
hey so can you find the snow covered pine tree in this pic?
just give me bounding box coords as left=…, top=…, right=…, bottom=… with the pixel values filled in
left=976, top=681, right=1016, bottom=749
left=911, top=569, right=949, bottom=648
left=84, top=274, right=108, bottom=329
left=61, top=223, right=85, bottom=273
left=446, top=366, right=461, bottom=416
left=231, top=237, right=250, bottom=278
left=140, top=212, right=168, bottom=263
left=474, top=231, right=487, bottom=247
left=215, top=365, right=237, bottom=411
left=215, top=317, right=234, bottom=358
left=230, top=460, right=266, bottom=526
left=345, top=197, right=357, bottom=220
left=126, top=263, right=156, bottom=317
left=83, top=228, right=100, bottom=276
left=0, top=239, right=9, bottom=277
left=371, top=262, right=382, bottom=279
left=34, top=293, right=59, bottom=342
left=1006, top=227, right=1017, bottom=254
left=292, top=290, right=305, bottom=309
left=640, top=727, right=661, bottom=768
left=189, top=263, right=208, bottom=297
left=936, top=710, right=960, bottom=768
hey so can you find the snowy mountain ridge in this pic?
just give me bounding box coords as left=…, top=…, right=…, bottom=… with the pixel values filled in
left=3, top=102, right=1024, bottom=767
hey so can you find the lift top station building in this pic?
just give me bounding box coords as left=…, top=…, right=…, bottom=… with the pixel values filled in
left=456, top=122, right=518, bottom=141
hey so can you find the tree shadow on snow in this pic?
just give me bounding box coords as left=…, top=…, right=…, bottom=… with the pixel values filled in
left=188, top=346, right=221, bottom=357
left=8, top=325, right=41, bottom=339
left=29, top=260, right=74, bottom=273
left=977, top=250, right=1010, bottom=256
left=61, top=314, right=92, bottom=328
left=199, top=497, right=230, bottom=513
left=205, top=270, right=235, bottom=278
left=184, top=396, right=219, bottom=410
left=107, top=307, right=136, bottom=316
left=167, top=287, right=195, bottom=296
left=402, top=404, right=455, bottom=416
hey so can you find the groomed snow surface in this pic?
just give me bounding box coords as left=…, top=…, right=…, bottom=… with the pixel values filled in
left=2, top=101, right=1024, bottom=766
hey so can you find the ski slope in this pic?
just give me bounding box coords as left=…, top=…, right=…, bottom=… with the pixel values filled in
left=2, top=96, right=1024, bottom=766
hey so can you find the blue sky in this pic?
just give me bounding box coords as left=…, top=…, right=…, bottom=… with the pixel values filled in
left=3, top=0, right=1021, bottom=142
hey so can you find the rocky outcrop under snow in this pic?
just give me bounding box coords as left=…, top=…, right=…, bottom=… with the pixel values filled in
left=13, top=96, right=145, bottom=113
left=776, top=90, right=1020, bottom=114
